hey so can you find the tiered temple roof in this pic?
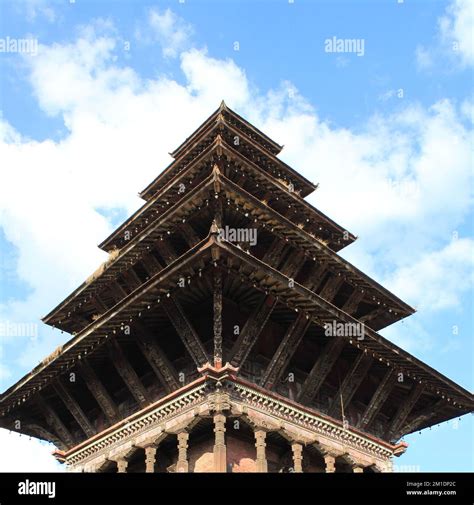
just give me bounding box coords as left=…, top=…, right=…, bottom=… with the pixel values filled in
left=0, top=102, right=472, bottom=471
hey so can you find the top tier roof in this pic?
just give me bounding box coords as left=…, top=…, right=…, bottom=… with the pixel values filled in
left=138, top=101, right=318, bottom=201
left=171, top=100, right=283, bottom=158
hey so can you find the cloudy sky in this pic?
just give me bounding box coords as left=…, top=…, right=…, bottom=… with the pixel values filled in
left=0, top=0, right=472, bottom=472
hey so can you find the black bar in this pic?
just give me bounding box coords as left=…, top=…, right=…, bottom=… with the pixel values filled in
left=0, top=472, right=472, bottom=505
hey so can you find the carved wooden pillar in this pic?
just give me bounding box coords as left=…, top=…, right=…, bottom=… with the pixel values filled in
left=324, top=454, right=336, bottom=473
left=144, top=445, right=157, bottom=473
left=213, top=270, right=223, bottom=369
left=291, top=442, right=303, bottom=473
left=213, top=414, right=227, bottom=472
left=116, top=458, right=128, bottom=473
left=176, top=432, right=189, bottom=473
left=254, top=430, right=268, bottom=473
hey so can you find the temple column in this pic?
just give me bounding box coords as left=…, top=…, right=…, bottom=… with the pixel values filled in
left=144, top=445, right=157, bottom=473
left=254, top=430, right=268, bottom=473
left=176, top=432, right=189, bottom=473
left=324, top=454, right=336, bottom=473
left=213, top=414, right=227, bottom=472
left=291, top=442, right=303, bottom=473
left=116, top=458, right=128, bottom=473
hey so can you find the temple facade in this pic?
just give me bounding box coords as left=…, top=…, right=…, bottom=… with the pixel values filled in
left=1, top=102, right=472, bottom=473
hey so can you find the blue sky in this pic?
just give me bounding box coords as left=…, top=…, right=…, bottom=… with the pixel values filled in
left=0, top=0, right=472, bottom=472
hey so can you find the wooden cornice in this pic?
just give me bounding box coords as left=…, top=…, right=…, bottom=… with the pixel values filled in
left=55, top=373, right=407, bottom=462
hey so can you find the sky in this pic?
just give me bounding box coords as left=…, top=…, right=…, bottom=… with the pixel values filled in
left=0, top=0, right=472, bottom=472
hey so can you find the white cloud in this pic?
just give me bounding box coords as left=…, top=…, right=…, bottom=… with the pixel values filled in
left=136, top=8, right=193, bottom=58
left=382, top=316, right=435, bottom=355
left=15, top=0, right=56, bottom=23
left=385, top=238, right=474, bottom=311
left=415, top=45, right=434, bottom=70
left=181, top=49, right=252, bottom=108
left=0, top=345, right=11, bottom=382
left=266, top=99, right=472, bottom=258
left=0, top=430, right=64, bottom=472
left=439, top=0, right=474, bottom=68
left=416, top=0, right=473, bottom=70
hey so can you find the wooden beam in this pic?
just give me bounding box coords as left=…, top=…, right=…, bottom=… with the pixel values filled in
left=297, top=336, right=346, bottom=404
left=110, top=281, right=128, bottom=301
left=213, top=269, right=223, bottom=367
left=108, top=340, right=150, bottom=407
left=92, top=294, right=109, bottom=314
left=395, top=400, right=444, bottom=438
left=163, top=297, right=209, bottom=367
left=318, top=275, right=344, bottom=303
left=155, top=239, right=178, bottom=264
left=127, top=267, right=144, bottom=288
left=229, top=295, right=277, bottom=368
left=180, top=222, right=201, bottom=247
left=120, top=270, right=140, bottom=291
left=359, top=307, right=385, bottom=324
left=133, top=323, right=180, bottom=392
left=71, top=312, right=91, bottom=329
left=140, top=252, right=163, bottom=277
left=261, top=237, right=287, bottom=269
left=327, top=353, right=373, bottom=418
left=214, top=192, right=223, bottom=229
left=78, top=360, right=118, bottom=423
left=180, top=221, right=206, bottom=270
left=24, top=422, right=66, bottom=450
left=35, top=394, right=75, bottom=448
left=53, top=378, right=96, bottom=438
left=357, top=369, right=397, bottom=430
left=280, top=250, right=306, bottom=279
left=341, top=289, right=365, bottom=315
left=306, top=261, right=329, bottom=291
left=387, top=382, right=425, bottom=439
left=261, top=191, right=273, bottom=205
left=261, top=313, right=310, bottom=389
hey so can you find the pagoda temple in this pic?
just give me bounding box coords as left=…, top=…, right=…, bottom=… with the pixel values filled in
left=1, top=102, right=472, bottom=473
